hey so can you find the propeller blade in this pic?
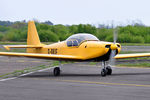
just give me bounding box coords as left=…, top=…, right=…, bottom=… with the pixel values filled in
left=109, top=27, right=119, bottom=68
left=113, top=27, right=118, bottom=44
left=109, top=50, right=116, bottom=67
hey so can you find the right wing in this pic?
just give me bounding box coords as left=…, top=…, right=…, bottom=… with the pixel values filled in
left=115, top=53, right=150, bottom=59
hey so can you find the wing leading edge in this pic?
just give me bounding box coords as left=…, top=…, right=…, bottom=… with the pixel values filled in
left=0, top=52, right=85, bottom=60
left=115, top=53, right=150, bottom=59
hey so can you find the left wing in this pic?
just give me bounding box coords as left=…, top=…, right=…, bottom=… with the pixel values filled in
left=115, top=53, right=150, bottom=59
left=0, top=52, right=85, bottom=60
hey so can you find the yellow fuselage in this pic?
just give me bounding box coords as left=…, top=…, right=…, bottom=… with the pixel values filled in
left=27, top=41, right=121, bottom=61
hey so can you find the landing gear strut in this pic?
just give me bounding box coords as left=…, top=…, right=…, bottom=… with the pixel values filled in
left=101, top=61, right=112, bottom=77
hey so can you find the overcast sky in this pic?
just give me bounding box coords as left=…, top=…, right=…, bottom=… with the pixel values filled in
left=0, top=0, right=150, bottom=25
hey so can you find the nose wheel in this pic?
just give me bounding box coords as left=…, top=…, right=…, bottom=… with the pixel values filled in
left=106, top=65, right=112, bottom=75
left=101, top=61, right=112, bottom=77
left=101, top=68, right=107, bottom=77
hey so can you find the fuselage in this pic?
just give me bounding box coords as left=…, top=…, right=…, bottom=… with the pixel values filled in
left=27, top=40, right=121, bottom=61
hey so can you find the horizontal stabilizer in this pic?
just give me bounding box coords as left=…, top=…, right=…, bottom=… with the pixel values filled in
left=4, top=45, right=43, bottom=51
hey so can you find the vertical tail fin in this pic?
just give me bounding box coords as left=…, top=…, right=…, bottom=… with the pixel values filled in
left=27, top=21, right=43, bottom=53
left=27, top=21, right=41, bottom=45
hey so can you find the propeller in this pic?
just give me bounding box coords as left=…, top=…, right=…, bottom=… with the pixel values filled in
left=109, top=27, right=118, bottom=67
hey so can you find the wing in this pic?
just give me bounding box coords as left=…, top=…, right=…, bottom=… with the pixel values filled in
left=115, top=53, right=150, bottom=59
left=4, top=45, right=43, bottom=50
left=0, top=52, right=84, bottom=60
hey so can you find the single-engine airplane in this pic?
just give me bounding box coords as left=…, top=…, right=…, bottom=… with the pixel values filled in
left=1, top=21, right=150, bottom=77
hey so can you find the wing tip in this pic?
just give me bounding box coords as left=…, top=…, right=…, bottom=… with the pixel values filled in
left=4, top=46, right=10, bottom=51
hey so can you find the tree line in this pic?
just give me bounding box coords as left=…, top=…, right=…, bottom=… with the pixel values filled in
left=0, top=21, right=150, bottom=43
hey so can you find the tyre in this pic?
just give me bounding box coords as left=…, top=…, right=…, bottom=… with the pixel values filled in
left=106, top=66, right=112, bottom=75
left=53, top=67, right=60, bottom=76
left=101, top=68, right=107, bottom=77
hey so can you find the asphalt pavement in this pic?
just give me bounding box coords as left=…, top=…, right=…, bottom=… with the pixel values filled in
left=0, top=62, right=150, bottom=100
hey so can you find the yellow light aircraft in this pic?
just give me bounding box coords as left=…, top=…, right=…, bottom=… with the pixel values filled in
left=1, top=21, right=150, bottom=77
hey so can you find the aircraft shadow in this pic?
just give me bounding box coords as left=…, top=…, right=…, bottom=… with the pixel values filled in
left=21, top=72, right=101, bottom=78
left=21, top=71, right=150, bottom=78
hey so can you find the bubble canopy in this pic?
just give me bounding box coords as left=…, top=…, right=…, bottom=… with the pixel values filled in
left=66, top=33, right=99, bottom=47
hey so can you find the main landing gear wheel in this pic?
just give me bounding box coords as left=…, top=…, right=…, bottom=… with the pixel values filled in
left=106, top=66, right=112, bottom=75
left=101, top=61, right=112, bottom=77
left=53, top=67, right=60, bottom=76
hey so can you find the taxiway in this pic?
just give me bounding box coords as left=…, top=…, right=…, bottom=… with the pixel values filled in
left=0, top=62, right=150, bottom=100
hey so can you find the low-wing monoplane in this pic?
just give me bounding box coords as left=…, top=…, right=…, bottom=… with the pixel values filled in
left=1, top=21, right=150, bottom=77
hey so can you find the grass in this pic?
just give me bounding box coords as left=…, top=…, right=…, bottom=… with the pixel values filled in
left=117, top=57, right=150, bottom=60
left=121, top=43, right=150, bottom=46
left=0, top=48, right=26, bottom=53
left=89, top=62, right=97, bottom=65
left=0, top=60, right=73, bottom=79
left=0, top=63, right=53, bottom=78
left=89, top=59, right=150, bottom=68
left=0, top=42, right=26, bottom=45
left=118, top=62, right=150, bottom=68
left=119, top=51, right=149, bottom=54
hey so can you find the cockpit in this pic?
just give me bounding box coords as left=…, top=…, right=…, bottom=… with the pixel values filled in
left=66, top=33, right=99, bottom=47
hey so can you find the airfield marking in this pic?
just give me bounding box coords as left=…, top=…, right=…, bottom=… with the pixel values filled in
left=0, top=77, right=17, bottom=82
left=58, top=79, right=150, bottom=87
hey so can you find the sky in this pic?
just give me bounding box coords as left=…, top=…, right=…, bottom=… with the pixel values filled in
left=1, top=0, right=150, bottom=25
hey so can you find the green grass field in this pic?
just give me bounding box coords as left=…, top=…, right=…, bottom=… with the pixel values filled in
left=121, top=43, right=150, bottom=46
left=118, top=62, right=150, bottom=68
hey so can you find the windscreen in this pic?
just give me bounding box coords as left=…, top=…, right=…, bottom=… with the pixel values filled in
left=66, top=33, right=99, bottom=47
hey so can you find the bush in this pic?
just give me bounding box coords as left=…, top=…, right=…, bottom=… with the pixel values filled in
left=0, top=21, right=150, bottom=43
left=144, top=35, right=150, bottom=43
left=117, top=34, right=132, bottom=43
left=39, top=30, right=59, bottom=42
left=0, top=33, right=4, bottom=41
left=131, top=36, right=144, bottom=43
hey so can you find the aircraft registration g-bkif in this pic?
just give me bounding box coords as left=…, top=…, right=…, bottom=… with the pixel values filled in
left=1, top=21, right=150, bottom=77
